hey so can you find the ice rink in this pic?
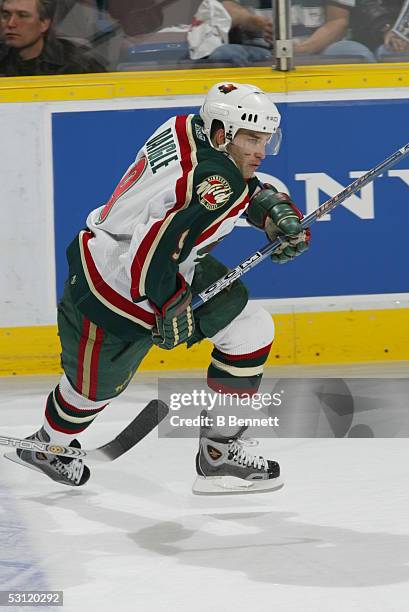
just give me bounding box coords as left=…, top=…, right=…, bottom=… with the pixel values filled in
left=1, top=363, right=409, bottom=612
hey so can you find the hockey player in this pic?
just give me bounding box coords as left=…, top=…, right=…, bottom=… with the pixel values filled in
left=8, top=82, right=310, bottom=494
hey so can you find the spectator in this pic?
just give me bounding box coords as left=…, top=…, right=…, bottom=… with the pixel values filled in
left=352, top=0, right=409, bottom=61
left=195, top=0, right=375, bottom=66
left=190, top=0, right=274, bottom=65
left=291, top=0, right=372, bottom=59
left=0, top=0, right=106, bottom=76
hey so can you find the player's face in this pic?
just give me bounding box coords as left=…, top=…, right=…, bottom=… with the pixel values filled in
left=0, top=0, right=49, bottom=51
left=227, top=129, right=271, bottom=179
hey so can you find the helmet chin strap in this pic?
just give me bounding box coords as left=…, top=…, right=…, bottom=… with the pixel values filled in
left=215, top=142, right=229, bottom=153
left=211, top=138, right=242, bottom=171
left=224, top=142, right=241, bottom=170
left=215, top=143, right=239, bottom=171
left=210, top=136, right=249, bottom=175
left=213, top=133, right=234, bottom=154
left=208, top=128, right=239, bottom=163
left=206, top=122, right=235, bottom=153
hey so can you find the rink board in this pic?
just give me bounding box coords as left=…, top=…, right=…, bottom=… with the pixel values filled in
left=51, top=97, right=409, bottom=300
left=0, top=70, right=409, bottom=374
left=1, top=306, right=409, bottom=376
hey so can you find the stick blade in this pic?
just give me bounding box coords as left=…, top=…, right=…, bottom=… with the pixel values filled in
left=90, top=399, right=169, bottom=462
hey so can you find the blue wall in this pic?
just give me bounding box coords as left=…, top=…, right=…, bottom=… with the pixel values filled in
left=52, top=99, right=409, bottom=300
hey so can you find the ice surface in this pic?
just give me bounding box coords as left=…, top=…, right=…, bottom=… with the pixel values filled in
left=1, top=365, right=409, bottom=612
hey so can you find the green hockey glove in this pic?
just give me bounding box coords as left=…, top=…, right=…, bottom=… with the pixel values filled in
left=151, top=273, right=195, bottom=350
left=248, top=186, right=311, bottom=264
left=271, top=232, right=310, bottom=264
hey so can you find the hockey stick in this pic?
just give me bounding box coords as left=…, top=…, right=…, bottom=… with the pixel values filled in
left=192, top=142, right=409, bottom=309
left=1, top=399, right=169, bottom=463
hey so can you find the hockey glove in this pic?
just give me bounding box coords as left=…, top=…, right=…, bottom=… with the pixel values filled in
left=248, top=185, right=310, bottom=264
left=151, top=273, right=195, bottom=350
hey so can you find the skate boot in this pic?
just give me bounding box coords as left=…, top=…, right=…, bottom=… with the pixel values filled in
left=193, top=416, right=283, bottom=495
left=5, top=427, right=90, bottom=487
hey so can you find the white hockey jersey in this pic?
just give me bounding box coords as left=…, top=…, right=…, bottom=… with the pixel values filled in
left=67, top=114, right=255, bottom=339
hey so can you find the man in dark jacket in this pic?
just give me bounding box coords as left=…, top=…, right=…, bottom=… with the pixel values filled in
left=352, top=0, right=409, bottom=58
left=0, top=0, right=106, bottom=76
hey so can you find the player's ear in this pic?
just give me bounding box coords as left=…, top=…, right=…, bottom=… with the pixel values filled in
left=212, top=127, right=226, bottom=147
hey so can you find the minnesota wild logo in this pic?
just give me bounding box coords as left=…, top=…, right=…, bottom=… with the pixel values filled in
left=197, top=175, right=232, bottom=211
left=218, top=84, right=238, bottom=95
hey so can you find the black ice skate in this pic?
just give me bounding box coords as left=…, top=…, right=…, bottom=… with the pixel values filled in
left=5, top=427, right=90, bottom=487
left=193, top=414, right=283, bottom=495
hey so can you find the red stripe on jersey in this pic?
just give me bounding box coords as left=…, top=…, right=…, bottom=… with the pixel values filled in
left=76, top=317, right=90, bottom=393
left=216, top=343, right=272, bottom=363
left=88, top=325, right=104, bottom=401
left=81, top=232, right=155, bottom=326
left=130, top=115, right=194, bottom=300
left=194, top=192, right=249, bottom=246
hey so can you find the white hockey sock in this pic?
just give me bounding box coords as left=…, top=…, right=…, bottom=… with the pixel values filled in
left=43, top=374, right=109, bottom=444
left=42, top=421, right=78, bottom=445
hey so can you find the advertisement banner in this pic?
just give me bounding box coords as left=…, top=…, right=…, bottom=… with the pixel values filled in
left=52, top=98, right=409, bottom=300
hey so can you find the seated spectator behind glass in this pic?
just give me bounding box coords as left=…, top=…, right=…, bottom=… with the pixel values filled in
left=192, top=0, right=274, bottom=66
left=0, top=0, right=106, bottom=76
left=352, top=0, right=409, bottom=61
left=291, top=0, right=375, bottom=61
left=200, top=0, right=374, bottom=65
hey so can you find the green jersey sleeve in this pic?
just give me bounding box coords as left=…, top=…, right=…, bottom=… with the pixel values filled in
left=143, top=156, right=248, bottom=307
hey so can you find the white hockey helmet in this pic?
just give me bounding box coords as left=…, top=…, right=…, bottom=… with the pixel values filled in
left=200, top=82, right=282, bottom=155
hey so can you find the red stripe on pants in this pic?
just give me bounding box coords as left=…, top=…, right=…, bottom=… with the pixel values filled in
left=89, top=325, right=104, bottom=401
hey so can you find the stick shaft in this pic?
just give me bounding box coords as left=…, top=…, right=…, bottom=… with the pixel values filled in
left=0, top=435, right=85, bottom=458
left=192, top=142, right=409, bottom=309
left=1, top=400, right=169, bottom=463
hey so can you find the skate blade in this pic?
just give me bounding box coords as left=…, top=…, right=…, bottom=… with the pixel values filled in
left=3, top=452, right=45, bottom=475
left=192, top=475, right=284, bottom=495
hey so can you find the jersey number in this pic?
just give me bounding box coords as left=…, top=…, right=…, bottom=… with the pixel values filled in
left=96, top=156, right=148, bottom=224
